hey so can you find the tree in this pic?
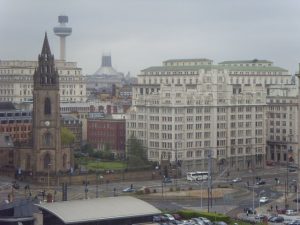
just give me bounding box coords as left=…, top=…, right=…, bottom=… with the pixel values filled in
left=81, top=143, right=94, bottom=156
left=126, top=136, right=148, bottom=168
left=61, top=127, right=75, bottom=146
left=102, top=143, right=114, bottom=160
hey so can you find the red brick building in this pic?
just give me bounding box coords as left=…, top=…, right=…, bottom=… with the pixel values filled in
left=0, top=103, right=32, bottom=145
left=87, top=113, right=126, bottom=158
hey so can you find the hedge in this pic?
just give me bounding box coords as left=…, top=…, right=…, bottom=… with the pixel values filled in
left=177, top=210, right=231, bottom=223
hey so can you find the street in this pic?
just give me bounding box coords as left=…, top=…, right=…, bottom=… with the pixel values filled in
left=0, top=164, right=299, bottom=219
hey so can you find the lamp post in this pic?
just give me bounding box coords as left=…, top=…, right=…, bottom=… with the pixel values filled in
left=96, top=172, right=99, bottom=198
left=258, top=190, right=265, bottom=214
left=200, top=181, right=203, bottom=209
left=207, top=150, right=212, bottom=212
left=175, top=140, right=181, bottom=190
left=252, top=177, right=255, bottom=215
left=297, top=181, right=299, bottom=213
left=96, top=174, right=103, bottom=198
left=47, top=163, right=51, bottom=191
left=84, top=175, right=88, bottom=199
left=285, top=145, right=293, bottom=209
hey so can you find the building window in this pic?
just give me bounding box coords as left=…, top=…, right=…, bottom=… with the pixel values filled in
left=44, top=97, right=51, bottom=115
left=44, top=132, right=52, bottom=146
left=63, top=154, right=67, bottom=168
left=43, top=153, right=51, bottom=170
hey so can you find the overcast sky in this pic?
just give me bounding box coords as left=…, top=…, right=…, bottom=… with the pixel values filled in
left=1, top=0, right=300, bottom=76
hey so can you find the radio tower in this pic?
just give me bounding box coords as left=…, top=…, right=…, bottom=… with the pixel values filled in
left=53, top=15, right=72, bottom=60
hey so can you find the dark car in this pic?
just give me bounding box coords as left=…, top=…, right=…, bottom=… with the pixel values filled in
left=153, top=215, right=164, bottom=222
left=289, top=168, right=297, bottom=173
left=293, top=198, right=300, bottom=202
left=172, top=214, right=182, bottom=220
left=289, top=220, right=300, bottom=225
left=256, top=180, right=266, bottom=185
left=163, top=177, right=173, bottom=183
left=269, top=216, right=284, bottom=223
left=244, top=207, right=256, bottom=214
left=276, top=208, right=287, bottom=214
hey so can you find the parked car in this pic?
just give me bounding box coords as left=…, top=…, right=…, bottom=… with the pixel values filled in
left=288, top=220, right=300, bottom=225
left=122, top=187, right=135, bottom=193
left=255, top=214, right=268, bottom=222
left=163, top=214, right=175, bottom=221
left=198, top=217, right=212, bottom=225
left=171, top=220, right=185, bottom=225
left=232, top=177, right=242, bottom=183
left=259, top=196, right=269, bottom=203
left=190, top=218, right=205, bottom=225
left=172, top=214, right=182, bottom=220
left=153, top=215, right=163, bottom=222
left=214, top=222, right=228, bottom=225
left=289, top=168, right=297, bottom=173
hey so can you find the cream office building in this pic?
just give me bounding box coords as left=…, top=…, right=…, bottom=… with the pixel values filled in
left=0, top=60, right=87, bottom=103
left=126, top=59, right=273, bottom=174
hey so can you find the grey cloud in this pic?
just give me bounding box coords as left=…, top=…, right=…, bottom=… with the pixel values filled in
left=1, top=0, right=300, bottom=76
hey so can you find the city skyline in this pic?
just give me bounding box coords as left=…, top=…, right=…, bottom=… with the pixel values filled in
left=1, top=0, right=300, bottom=76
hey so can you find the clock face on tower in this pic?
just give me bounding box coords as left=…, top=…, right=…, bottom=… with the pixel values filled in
left=44, top=121, right=50, bottom=127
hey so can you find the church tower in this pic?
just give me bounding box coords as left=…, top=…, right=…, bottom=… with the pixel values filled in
left=32, top=33, right=68, bottom=174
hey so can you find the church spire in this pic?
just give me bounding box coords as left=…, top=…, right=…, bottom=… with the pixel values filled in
left=41, top=32, right=51, bottom=55
left=33, top=33, right=59, bottom=89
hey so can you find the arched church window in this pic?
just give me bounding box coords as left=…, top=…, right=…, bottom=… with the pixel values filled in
left=44, top=132, right=52, bottom=146
left=63, top=154, right=67, bottom=169
left=26, top=155, right=31, bottom=170
left=44, top=97, right=51, bottom=115
left=43, top=153, right=51, bottom=170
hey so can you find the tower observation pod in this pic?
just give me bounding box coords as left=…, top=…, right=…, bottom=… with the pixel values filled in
left=53, top=15, right=72, bottom=61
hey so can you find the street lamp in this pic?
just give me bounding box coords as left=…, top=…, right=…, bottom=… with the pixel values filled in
left=174, top=140, right=182, bottom=190
left=195, top=180, right=204, bottom=209
left=96, top=174, right=103, bottom=198
left=47, top=163, right=51, bottom=191
left=258, top=190, right=265, bottom=214
left=285, top=145, right=293, bottom=209
left=297, top=180, right=299, bottom=214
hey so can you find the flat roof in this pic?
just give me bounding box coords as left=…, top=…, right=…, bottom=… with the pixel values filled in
left=37, top=196, right=161, bottom=224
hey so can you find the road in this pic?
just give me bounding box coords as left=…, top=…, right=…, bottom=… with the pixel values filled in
left=0, top=165, right=298, bottom=218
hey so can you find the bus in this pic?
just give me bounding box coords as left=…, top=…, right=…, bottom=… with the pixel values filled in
left=186, top=171, right=209, bottom=181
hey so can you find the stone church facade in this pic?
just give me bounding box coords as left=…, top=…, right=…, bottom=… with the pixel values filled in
left=16, top=34, right=73, bottom=175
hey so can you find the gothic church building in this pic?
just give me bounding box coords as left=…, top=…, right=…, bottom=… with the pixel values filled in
left=17, top=33, right=73, bottom=175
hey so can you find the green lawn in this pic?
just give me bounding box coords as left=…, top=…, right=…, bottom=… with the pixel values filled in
left=76, top=158, right=127, bottom=170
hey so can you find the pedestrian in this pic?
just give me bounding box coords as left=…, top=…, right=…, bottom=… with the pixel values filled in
left=276, top=205, right=278, bottom=211
left=246, top=211, right=248, bottom=216
left=270, top=205, right=273, bottom=211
